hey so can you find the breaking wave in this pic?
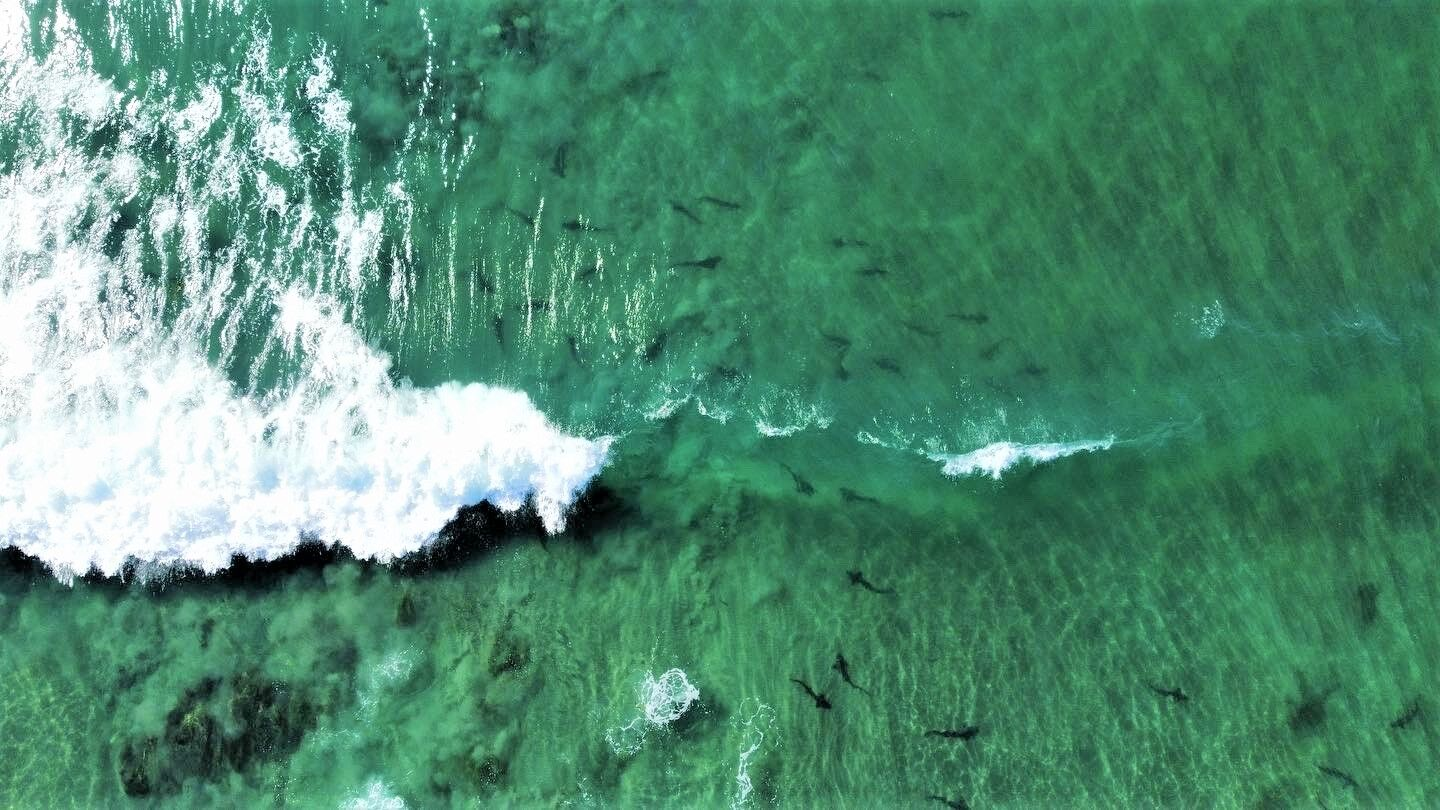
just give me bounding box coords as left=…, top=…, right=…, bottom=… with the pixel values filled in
left=0, top=2, right=609, bottom=581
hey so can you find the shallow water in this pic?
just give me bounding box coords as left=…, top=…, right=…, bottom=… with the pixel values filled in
left=1, top=0, right=1438, bottom=806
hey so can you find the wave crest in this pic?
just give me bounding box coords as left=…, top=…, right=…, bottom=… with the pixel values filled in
left=930, top=438, right=1114, bottom=480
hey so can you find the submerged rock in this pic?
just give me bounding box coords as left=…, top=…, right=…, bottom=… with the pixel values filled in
left=224, top=670, right=312, bottom=771
left=396, top=591, right=418, bottom=627
left=487, top=629, right=530, bottom=677
left=115, top=671, right=321, bottom=797
left=429, top=722, right=520, bottom=798
left=161, top=678, right=225, bottom=786
left=117, top=737, right=157, bottom=797
left=1355, top=582, right=1379, bottom=626
left=494, top=5, right=547, bottom=62
left=1288, top=682, right=1338, bottom=734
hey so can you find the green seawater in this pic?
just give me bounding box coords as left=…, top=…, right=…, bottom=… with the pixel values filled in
left=1, top=0, right=1438, bottom=806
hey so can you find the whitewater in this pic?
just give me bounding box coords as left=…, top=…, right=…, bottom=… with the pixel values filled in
left=0, top=6, right=609, bottom=580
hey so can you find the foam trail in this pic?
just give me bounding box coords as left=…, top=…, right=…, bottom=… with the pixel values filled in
left=0, top=2, right=610, bottom=581
left=730, top=699, right=775, bottom=809
left=930, top=437, right=1114, bottom=480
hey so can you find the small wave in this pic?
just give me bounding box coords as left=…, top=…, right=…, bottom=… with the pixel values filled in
left=1325, top=310, right=1401, bottom=345
left=695, top=399, right=733, bottom=424
left=643, top=395, right=690, bottom=422
left=930, top=437, right=1114, bottom=479
left=752, top=388, right=832, bottom=438
left=643, top=382, right=827, bottom=437
left=855, top=428, right=914, bottom=452
left=755, top=418, right=828, bottom=438
left=641, top=393, right=732, bottom=425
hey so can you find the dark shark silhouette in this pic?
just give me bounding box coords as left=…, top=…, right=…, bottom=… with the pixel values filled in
left=1317, top=764, right=1358, bottom=790
left=833, top=653, right=869, bottom=694
left=791, top=678, right=832, bottom=710
left=669, top=255, right=722, bottom=270
left=1148, top=683, right=1190, bottom=704
left=925, top=726, right=979, bottom=740
left=670, top=200, right=702, bottom=225
left=1392, top=697, right=1421, bottom=729
left=699, top=196, right=741, bottom=210
left=847, top=569, right=895, bottom=595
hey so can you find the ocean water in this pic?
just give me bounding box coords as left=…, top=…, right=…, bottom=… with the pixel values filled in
left=1, top=0, right=1437, bottom=806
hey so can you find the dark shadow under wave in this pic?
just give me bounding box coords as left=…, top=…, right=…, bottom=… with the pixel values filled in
left=0, top=483, right=631, bottom=595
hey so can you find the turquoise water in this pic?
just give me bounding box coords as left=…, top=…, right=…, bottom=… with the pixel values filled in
left=1, top=0, right=1438, bottom=806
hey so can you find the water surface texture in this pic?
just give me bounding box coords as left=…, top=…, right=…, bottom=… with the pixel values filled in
left=1, top=0, right=1438, bottom=806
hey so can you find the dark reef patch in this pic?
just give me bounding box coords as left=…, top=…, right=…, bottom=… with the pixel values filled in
left=1287, top=679, right=1338, bottom=734
left=487, top=615, right=531, bottom=677
left=494, top=5, right=548, bottom=63
left=116, top=671, right=322, bottom=797
left=1355, top=582, right=1379, bottom=626
left=395, top=590, right=419, bottom=627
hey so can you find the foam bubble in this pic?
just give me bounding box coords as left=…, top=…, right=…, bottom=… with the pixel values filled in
left=930, top=437, right=1114, bottom=480
left=641, top=668, right=700, bottom=725
left=1190, top=299, right=1225, bottom=339
left=341, top=778, right=408, bottom=810
left=605, top=668, right=700, bottom=755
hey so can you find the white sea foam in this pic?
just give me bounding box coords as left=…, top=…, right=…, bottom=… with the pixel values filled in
left=752, top=387, right=832, bottom=438
left=729, top=699, right=775, bottom=809
left=605, top=668, right=700, bottom=756
left=0, top=5, right=609, bottom=581
left=644, top=393, right=689, bottom=422
left=931, top=437, right=1114, bottom=480
left=641, top=668, right=700, bottom=725
left=1191, top=299, right=1226, bottom=339
left=341, top=778, right=408, bottom=810
left=303, top=49, right=353, bottom=138
left=694, top=398, right=732, bottom=424
left=754, top=414, right=832, bottom=438
left=855, top=431, right=888, bottom=447
left=0, top=274, right=611, bottom=579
